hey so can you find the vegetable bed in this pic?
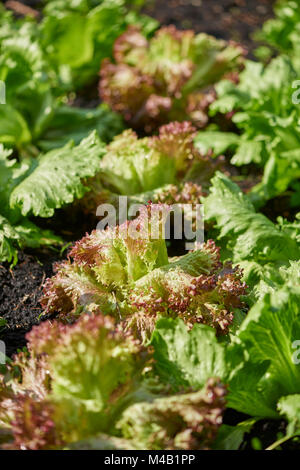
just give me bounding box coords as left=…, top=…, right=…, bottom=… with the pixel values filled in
left=0, top=0, right=300, bottom=451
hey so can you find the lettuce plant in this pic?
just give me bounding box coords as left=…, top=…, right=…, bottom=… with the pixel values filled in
left=80, top=121, right=224, bottom=218
left=0, top=1, right=153, bottom=154
left=99, top=25, right=244, bottom=132
left=228, top=283, right=300, bottom=419
left=0, top=18, right=123, bottom=155
left=0, top=19, right=123, bottom=155
left=0, top=0, right=156, bottom=95
left=40, top=0, right=157, bottom=92
left=0, top=314, right=227, bottom=450
left=41, top=203, right=247, bottom=339
left=0, top=132, right=106, bottom=263
left=1, top=121, right=221, bottom=264
left=203, top=172, right=300, bottom=302
left=195, top=56, right=300, bottom=206
left=256, top=0, right=300, bottom=72
left=151, top=288, right=300, bottom=440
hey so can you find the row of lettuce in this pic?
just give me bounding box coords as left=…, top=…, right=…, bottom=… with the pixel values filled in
left=0, top=0, right=300, bottom=450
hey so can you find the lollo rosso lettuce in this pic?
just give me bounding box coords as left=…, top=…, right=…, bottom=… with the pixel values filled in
left=41, top=203, right=247, bottom=340
left=0, top=314, right=227, bottom=450
left=99, top=25, right=244, bottom=132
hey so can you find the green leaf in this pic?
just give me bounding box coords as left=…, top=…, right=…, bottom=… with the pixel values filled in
left=226, top=345, right=277, bottom=418
left=0, top=214, right=20, bottom=264
left=38, top=104, right=124, bottom=151
left=10, top=131, right=106, bottom=217
left=0, top=29, right=54, bottom=144
left=251, top=149, right=300, bottom=202
left=41, top=14, right=94, bottom=69
left=204, top=172, right=300, bottom=268
left=207, top=56, right=300, bottom=202
left=213, top=419, right=256, bottom=450
left=278, top=395, right=300, bottom=437
left=194, top=131, right=239, bottom=156
left=0, top=105, right=31, bottom=148
left=151, top=317, right=226, bottom=390
left=0, top=214, right=61, bottom=264
left=231, top=140, right=263, bottom=166
left=226, top=286, right=300, bottom=418
left=257, top=0, right=300, bottom=73
left=239, top=287, right=300, bottom=395
left=40, top=0, right=157, bottom=90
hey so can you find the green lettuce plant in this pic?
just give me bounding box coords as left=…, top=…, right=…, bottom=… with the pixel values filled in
left=195, top=56, right=300, bottom=206
left=151, top=284, right=300, bottom=446
left=256, top=0, right=300, bottom=72
left=0, top=132, right=106, bottom=263
left=0, top=1, right=156, bottom=155
left=0, top=18, right=123, bottom=155
left=203, top=172, right=300, bottom=297
left=40, top=0, right=157, bottom=91
left=0, top=22, right=123, bottom=154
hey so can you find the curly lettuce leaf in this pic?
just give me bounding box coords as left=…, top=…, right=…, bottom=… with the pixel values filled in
left=0, top=145, right=60, bottom=262
left=98, top=122, right=204, bottom=195
left=81, top=121, right=222, bottom=217
left=0, top=314, right=226, bottom=450
left=128, top=241, right=246, bottom=338
left=118, top=378, right=227, bottom=450
left=41, top=203, right=246, bottom=339
left=0, top=314, right=149, bottom=448
left=41, top=204, right=171, bottom=319
left=0, top=214, right=61, bottom=264
left=204, top=172, right=300, bottom=291
left=0, top=133, right=106, bottom=262
left=256, top=0, right=300, bottom=72
left=150, top=317, right=226, bottom=390
left=100, top=25, right=243, bottom=132
left=10, top=132, right=106, bottom=218
left=197, top=56, right=300, bottom=204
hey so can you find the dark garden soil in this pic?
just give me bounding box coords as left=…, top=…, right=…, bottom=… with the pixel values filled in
left=0, top=250, right=61, bottom=357
left=12, top=0, right=276, bottom=56
left=142, top=0, right=276, bottom=56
